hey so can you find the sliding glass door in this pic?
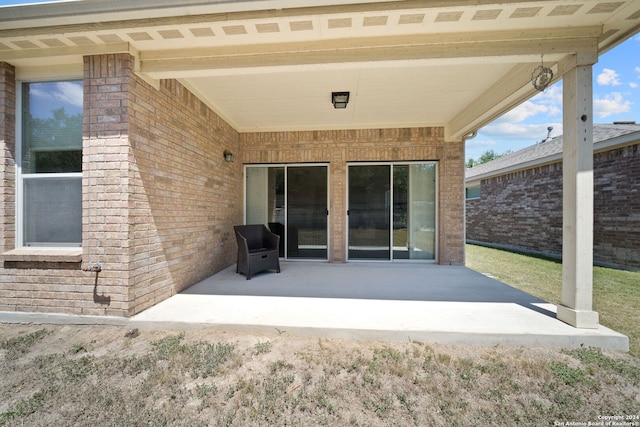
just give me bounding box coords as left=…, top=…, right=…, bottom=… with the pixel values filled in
left=348, top=165, right=391, bottom=259
left=287, top=166, right=328, bottom=259
left=348, top=163, right=436, bottom=261
left=245, top=164, right=328, bottom=260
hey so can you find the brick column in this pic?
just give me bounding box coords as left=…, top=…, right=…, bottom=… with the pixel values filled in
left=329, top=153, right=346, bottom=262
left=439, top=140, right=466, bottom=265
left=0, top=62, right=16, bottom=252
left=83, top=53, right=134, bottom=315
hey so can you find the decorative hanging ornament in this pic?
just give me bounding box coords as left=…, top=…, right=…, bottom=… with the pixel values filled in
left=531, top=55, right=553, bottom=92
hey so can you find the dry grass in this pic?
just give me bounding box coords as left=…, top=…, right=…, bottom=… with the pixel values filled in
left=1, top=324, right=639, bottom=426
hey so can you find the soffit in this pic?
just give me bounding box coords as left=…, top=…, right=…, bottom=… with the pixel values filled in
left=1, top=0, right=639, bottom=137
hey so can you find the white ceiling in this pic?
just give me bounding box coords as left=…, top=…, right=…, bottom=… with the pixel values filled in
left=184, top=61, right=515, bottom=132
left=1, top=0, right=639, bottom=139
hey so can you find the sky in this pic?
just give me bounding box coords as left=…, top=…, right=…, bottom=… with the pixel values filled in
left=466, top=34, right=640, bottom=161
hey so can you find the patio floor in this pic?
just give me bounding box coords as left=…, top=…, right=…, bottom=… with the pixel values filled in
left=130, top=262, right=629, bottom=351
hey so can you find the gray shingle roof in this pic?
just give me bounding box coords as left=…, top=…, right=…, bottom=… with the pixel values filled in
left=466, top=124, right=640, bottom=180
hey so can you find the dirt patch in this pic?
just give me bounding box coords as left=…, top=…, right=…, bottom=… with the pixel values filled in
left=1, top=324, right=638, bottom=426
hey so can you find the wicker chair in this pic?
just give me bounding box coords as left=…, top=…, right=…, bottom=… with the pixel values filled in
left=234, top=224, right=281, bottom=280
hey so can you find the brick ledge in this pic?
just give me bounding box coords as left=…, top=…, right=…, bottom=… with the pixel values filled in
left=2, top=249, right=83, bottom=263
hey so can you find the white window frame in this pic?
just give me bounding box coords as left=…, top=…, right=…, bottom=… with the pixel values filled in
left=16, top=80, right=83, bottom=249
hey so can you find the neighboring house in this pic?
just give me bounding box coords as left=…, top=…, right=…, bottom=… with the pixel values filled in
left=0, top=1, right=638, bottom=323
left=466, top=122, right=640, bottom=270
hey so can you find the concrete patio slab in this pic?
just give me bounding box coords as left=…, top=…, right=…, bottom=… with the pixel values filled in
left=128, top=262, right=629, bottom=351
left=0, top=262, right=628, bottom=350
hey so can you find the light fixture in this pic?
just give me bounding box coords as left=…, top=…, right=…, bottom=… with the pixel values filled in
left=331, top=91, right=350, bottom=109
left=223, top=150, right=234, bottom=162
left=531, top=54, right=553, bottom=92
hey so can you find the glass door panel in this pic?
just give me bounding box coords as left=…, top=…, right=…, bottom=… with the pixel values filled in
left=348, top=165, right=391, bottom=260
left=287, top=166, right=328, bottom=259
left=246, top=167, right=285, bottom=256
left=401, top=164, right=436, bottom=260
left=392, top=165, right=409, bottom=259
left=245, top=165, right=327, bottom=260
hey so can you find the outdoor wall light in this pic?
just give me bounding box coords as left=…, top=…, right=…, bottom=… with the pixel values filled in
left=223, top=150, right=234, bottom=162
left=331, top=91, right=350, bottom=109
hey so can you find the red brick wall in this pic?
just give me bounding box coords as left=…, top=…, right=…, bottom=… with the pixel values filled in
left=466, top=144, right=640, bottom=269
left=593, top=144, right=640, bottom=268
left=466, top=163, right=564, bottom=258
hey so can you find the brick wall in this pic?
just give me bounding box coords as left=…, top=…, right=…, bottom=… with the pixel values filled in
left=0, top=54, right=242, bottom=316
left=466, top=143, right=640, bottom=269
left=0, top=62, right=15, bottom=252
left=240, top=128, right=465, bottom=265
left=466, top=163, right=564, bottom=258
left=125, top=76, right=241, bottom=315
left=593, top=144, right=640, bottom=268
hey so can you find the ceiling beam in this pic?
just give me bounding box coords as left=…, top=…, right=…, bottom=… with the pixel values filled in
left=446, top=62, right=544, bottom=141
left=140, top=27, right=601, bottom=78
left=0, top=42, right=131, bottom=63
left=447, top=37, right=599, bottom=140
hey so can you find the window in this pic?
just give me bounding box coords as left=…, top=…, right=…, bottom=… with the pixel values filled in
left=18, top=81, right=83, bottom=247
left=465, top=185, right=481, bottom=200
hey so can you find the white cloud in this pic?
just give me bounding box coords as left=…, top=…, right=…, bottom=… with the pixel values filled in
left=594, top=92, right=632, bottom=118
left=499, top=101, right=548, bottom=123
left=496, top=92, right=561, bottom=127
left=597, top=68, right=621, bottom=86
left=631, top=83, right=638, bottom=89
left=52, top=82, right=83, bottom=108
left=29, top=81, right=83, bottom=108
left=480, top=122, right=562, bottom=142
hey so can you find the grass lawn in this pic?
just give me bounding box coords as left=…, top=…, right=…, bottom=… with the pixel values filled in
left=466, top=243, right=640, bottom=356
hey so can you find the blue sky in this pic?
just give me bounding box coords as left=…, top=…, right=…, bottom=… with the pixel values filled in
left=466, top=34, right=640, bottom=161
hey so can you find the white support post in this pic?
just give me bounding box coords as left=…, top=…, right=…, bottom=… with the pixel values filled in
left=556, top=62, right=599, bottom=328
